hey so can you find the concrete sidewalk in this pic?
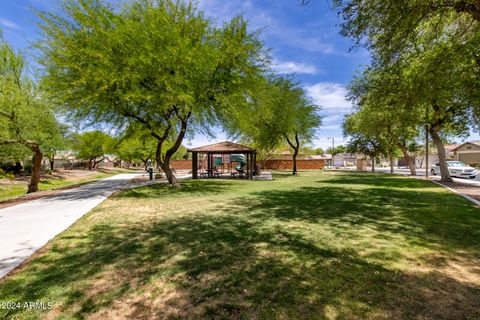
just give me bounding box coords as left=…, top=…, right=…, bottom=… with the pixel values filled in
left=0, top=173, right=148, bottom=280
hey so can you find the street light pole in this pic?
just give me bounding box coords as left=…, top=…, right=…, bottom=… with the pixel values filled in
left=328, top=137, right=335, bottom=168
left=425, top=105, right=429, bottom=178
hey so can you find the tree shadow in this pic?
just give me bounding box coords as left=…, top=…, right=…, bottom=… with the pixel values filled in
left=117, top=180, right=235, bottom=199
left=1, top=207, right=479, bottom=319
left=1, top=174, right=479, bottom=319
left=320, top=171, right=429, bottom=188
left=231, top=182, right=480, bottom=252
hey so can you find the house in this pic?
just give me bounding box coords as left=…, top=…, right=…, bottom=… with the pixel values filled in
left=333, top=153, right=357, bottom=167
left=398, top=144, right=458, bottom=169
left=450, top=141, right=480, bottom=166
left=310, top=154, right=332, bottom=166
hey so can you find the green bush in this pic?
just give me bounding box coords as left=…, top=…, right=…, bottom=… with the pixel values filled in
left=0, top=168, right=15, bottom=180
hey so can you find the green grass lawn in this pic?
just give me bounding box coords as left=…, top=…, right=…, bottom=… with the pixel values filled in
left=0, top=171, right=479, bottom=319
left=0, top=169, right=135, bottom=202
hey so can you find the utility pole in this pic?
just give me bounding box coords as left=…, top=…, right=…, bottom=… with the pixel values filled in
left=328, top=137, right=335, bottom=168
left=425, top=106, right=429, bottom=178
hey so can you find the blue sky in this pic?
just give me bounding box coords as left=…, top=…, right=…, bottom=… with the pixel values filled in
left=1, top=0, right=478, bottom=150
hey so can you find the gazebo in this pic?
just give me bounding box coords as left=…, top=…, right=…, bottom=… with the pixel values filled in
left=188, top=141, right=257, bottom=179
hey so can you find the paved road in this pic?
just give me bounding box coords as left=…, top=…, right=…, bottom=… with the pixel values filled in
left=0, top=173, right=147, bottom=280
left=374, top=167, right=480, bottom=186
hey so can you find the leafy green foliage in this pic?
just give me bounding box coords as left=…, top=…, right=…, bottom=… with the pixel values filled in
left=0, top=36, right=62, bottom=192
left=0, top=168, right=14, bottom=180
left=37, top=0, right=267, bottom=186
left=325, top=145, right=346, bottom=156
left=72, top=131, right=115, bottom=169
left=226, top=75, right=322, bottom=174
left=322, top=0, right=480, bottom=181
left=332, top=0, right=480, bottom=64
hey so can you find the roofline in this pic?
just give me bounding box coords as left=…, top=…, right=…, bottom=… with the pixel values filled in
left=449, top=141, right=480, bottom=152
left=187, top=141, right=256, bottom=152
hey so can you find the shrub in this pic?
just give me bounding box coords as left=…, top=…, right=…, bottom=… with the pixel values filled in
left=468, top=161, right=479, bottom=168
left=0, top=168, right=15, bottom=181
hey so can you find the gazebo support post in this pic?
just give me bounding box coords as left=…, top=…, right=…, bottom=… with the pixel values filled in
left=192, top=152, right=198, bottom=179
left=251, top=153, right=254, bottom=178
left=245, top=153, right=248, bottom=179
left=247, top=153, right=251, bottom=179
left=187, top=142, right=257, bottom=180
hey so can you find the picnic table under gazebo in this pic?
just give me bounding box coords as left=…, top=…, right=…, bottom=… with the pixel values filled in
left=187, top=141, right=257, bottom=179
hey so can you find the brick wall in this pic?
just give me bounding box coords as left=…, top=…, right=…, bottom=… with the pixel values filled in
left=170, top=159, right=325, bottom=171
left=263, top=159, right=325, bottom=170
left=170, top=160, right=192, bottom=170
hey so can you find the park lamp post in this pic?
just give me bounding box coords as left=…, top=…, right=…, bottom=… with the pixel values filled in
left=328, top=137, right=334, bottom=168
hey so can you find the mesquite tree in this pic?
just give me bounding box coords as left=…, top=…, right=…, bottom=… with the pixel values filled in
left=37, top=0, right=266, bottom=187
left=346, top=67, right=421, bottom=176
left=225, top=76, right=322, bottom=175
left=72, top=131, right=115, bottom=170
left=0, top=37, right=60, bottom=193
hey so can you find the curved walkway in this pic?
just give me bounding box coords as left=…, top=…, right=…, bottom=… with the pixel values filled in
left=0, top=173, right=147, bottom=280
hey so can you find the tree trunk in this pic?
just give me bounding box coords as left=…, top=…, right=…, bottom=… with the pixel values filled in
left=430, top=129, right=453, bottom=182
left=389, top=153, right=394, bottom=174
left=285, top=133, right=300, bottom=175
left=292, top=147, right=298, bottom=175
left=398, top=143, right=417, bottom=176
left=27, top=146, right=43, bottom=194
left=93, top=157, right=105, bottom=169
left=371, top=156, right=375, bottom=172
left=88, top=158, right=94, bottom=170
left=155, top=140, right=164, bottom=172
left=161, top=114, right=190, bottom=187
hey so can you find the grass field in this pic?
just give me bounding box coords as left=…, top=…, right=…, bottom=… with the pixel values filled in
left=0, top=168, right=136, bottom=202
left=0, top=171, right=479, bottom=319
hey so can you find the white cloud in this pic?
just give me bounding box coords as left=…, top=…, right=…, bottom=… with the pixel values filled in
left=322, top=125, right=340, bottom=130
left=305, top=82, right=352, bottom=111
left=196, top=0, right=336, bottom=55
left=286, top=36, right=335, bottom=54
left=0, top=18, right=20, bottom=30
left=313, top=136, right=347, bottom=150
left=273, top=60, right=319, bottom=75
left=322, top=114, right=342, bottom=124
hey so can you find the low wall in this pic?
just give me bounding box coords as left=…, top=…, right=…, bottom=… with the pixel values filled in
left=170, top=160, right=192, bottom=170
left=263, top=159, right=325, bottom=170
left=170, top=159, right=326, bottom=171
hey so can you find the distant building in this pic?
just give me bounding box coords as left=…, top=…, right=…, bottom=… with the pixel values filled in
left=333, top=153, right=357, bottom=167
left=450, top=141, right=480, bottom=166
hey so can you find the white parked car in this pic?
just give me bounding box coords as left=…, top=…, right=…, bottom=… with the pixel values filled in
left=431, top=161, right=478, bottom=179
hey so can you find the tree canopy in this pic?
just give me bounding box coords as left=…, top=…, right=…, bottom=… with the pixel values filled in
left=72, top=131, right=115, bottom=170
left=38, top=0, right=267, bottom=186
left=0, top=36, right=61, bottom=192
left=300, top=0, right=480, bottom=181
left=225, top=75, right=322, bottom=175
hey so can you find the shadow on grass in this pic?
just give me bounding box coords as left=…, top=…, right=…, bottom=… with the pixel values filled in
left=118, top=180, right=237, bottom=199
left=1, top=216, right=479, bottom=318
left=234, top=179, right=480, bottom=251
left=321, top=171, right=430, bottom=188
left=1, top=175, right=479, bottom=319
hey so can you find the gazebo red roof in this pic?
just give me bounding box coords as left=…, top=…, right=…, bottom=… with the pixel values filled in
left=187, top=141, right=256, bottom=153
